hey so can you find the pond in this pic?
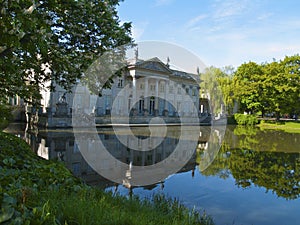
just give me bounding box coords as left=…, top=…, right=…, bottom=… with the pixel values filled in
left=4, top=123, right=300, bottom=225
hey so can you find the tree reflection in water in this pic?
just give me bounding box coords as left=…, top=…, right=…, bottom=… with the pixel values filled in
left=4, top=123, right=299, bottom=201
left=198, top=125, right=300, bottom=200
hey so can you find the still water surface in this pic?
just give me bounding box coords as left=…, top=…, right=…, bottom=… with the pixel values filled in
left=5, top=123, right=300, bottom=225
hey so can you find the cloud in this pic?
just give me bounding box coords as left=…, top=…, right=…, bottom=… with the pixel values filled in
left=211, top=0, right=253, bottom=23
left=154, top=0, right=174, bottom=7
left=131, top=22, right=148, bottom=41
left=185, top=0, right=255, bottom=34
left=257, top=12, right=273, bottom=21
left=186, top=14, right=208, bottom=29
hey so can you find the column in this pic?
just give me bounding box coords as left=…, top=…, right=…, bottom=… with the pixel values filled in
left=144, top=77, right=149, bottom=111
left=164, top=80, right=169, bottom=111
left=174, top=84, right=178, bottom=116
left=123, top=78, right=128, bottom=115
left=155, top=79, right=159, bottom=115
left=132, top=75, right=137, bottom=109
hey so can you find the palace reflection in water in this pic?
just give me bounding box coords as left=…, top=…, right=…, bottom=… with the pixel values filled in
left=9, top=124, right=218, bottom=189
left=4, top=123, right=300, bottom=225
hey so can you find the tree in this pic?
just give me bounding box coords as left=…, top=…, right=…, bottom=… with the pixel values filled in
left=0, top=0, right=133, bottom=103
left=261, top=55, right=300, bottom=120
left=279, top=55, right=300, bottom=117
left=233, top=62, right=266, bottom=114
left=217, top=69, right=235, bottom=115
left=262, top=61, right=284, bottom=119
left=200, top=66, right=226, bottom=115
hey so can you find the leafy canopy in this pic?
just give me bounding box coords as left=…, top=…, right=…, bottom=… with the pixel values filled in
left=0, top=0, right=133, bottom=102
left=232, top=55, right=300, bottom=117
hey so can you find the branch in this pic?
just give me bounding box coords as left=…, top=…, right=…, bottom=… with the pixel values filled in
left=24, top=2, right=41, bottom=15
left=0, top=33, right=31, bottom=58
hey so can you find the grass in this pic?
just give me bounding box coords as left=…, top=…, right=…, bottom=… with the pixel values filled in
left=0, top=131, right=214, bottom=225
left=257, top=120, right=300, bottom=133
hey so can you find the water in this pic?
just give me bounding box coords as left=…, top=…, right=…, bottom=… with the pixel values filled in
left=4, top=123, right=300, bottom=225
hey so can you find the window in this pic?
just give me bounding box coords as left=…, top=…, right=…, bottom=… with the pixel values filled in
left=177, top=102, right=181, bottom=110
left=177, top=87, right=181, bottom=94
left=140, top=83, right=144, bottom=90
left=105, top=95, right=111, bottom=109
left=128, top=98, right=131, bottom=111
left=72, top=162, right=81, bottom=175
left=150, top=84, right=155, bottom=91
left=69, top=140, right=74, bottom=147
left=192, top=89, right=196, bottom=96
left=169, top=85, right=173, bottom=93
left=186, top=87, right=190, bottom=94
left=160, top=83, right=165, bottom=92
left=139, top=98, right=144, bottom=113
left=147, top=154, right=153, bottom=161
left=117, top=78, right=123, bottom=88
left=73, top=143, right=80, bottom=153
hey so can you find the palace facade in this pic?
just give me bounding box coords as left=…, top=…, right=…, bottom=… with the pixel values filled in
left=35, top=57, right=204, bottom=127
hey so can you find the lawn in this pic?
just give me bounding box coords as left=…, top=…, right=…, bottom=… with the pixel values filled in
left=258, top=120, right=300, bottom=133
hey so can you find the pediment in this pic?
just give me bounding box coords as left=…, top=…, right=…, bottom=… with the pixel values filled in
left=136, top=58, right=172, bottom=74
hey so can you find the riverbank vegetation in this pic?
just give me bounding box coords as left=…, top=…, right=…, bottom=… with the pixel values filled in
left=258, top=120, right=300, bottom=133
left=200, top=55, right=300, bottom=120
left=233, top=114, right=258, bottom=126
left=0, top=131, right=213, bottom=225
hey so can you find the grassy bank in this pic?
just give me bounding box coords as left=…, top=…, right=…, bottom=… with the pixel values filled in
left=257, top=120, right=300, bottom=133
left=0, top=131, right=213, bottom=225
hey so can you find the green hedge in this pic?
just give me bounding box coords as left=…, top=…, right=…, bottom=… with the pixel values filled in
left=233, top=113, right=259, bottom=126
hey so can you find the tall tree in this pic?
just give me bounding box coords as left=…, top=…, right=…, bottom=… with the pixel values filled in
left=280, top=55, right=300, bottom=117
left=200, top=66, right=225, bottom=115
left=233, top=62, right=266, bottom=114
left=200, top=66, right=235, bottom=116
left=217, top=69, right=235, bottom=115
left=0, top=0, right=133, bottom=103
left=262, top=55, right=300, bottom=119
left=262, top=61, right=283, bottom=119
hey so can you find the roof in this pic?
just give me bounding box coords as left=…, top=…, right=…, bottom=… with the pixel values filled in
left=127, top=57, right=199, bottom=83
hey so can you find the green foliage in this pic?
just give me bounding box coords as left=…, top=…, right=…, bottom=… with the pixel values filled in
left=233, top=113, right=258, bottom=126
left=0, top=131, right=214, bottom=225
left=200, top=66, right=235, bottom=115
left=0, top=104, right=12, bottom=130
left=0, top=0, right=133, bottom=102
left=232, top=55, right=300, bottom=118
left=233, top=61, right=265, bottom=114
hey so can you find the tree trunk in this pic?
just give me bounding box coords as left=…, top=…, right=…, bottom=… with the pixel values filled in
left=276, top=111, right=280, bottom=121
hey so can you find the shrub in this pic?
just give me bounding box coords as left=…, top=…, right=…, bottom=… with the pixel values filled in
left=233, top=113, right=258, bottom=126
left=0, top=104, right=12, bottom=130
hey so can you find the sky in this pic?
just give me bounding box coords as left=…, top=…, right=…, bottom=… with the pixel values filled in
left=117, top=0, right=300, bottom=69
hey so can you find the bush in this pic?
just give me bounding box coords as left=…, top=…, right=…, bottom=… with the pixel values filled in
left=234, top=113, right=259, bottom=126
left=0, top=104, right=12, bottom=130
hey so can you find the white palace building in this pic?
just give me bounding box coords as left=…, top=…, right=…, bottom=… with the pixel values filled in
left=25, top=57, right=208, bottom=127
